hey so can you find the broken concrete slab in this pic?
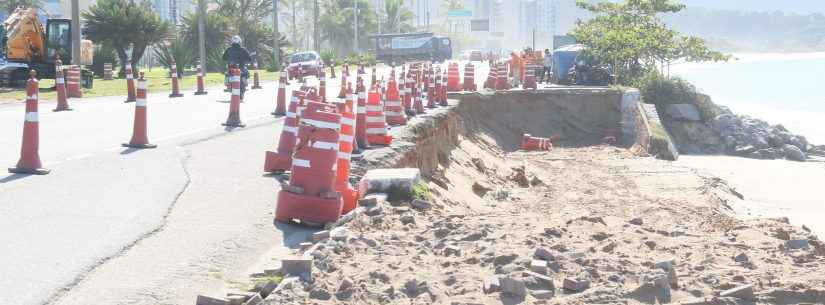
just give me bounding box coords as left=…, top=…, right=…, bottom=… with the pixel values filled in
left=410, top=199, right=432, bottom=210
left=530, top=260, right=548, bottom=274
left=654, top=259, right=678, bottom=287
left=500, top=277, right=527, bottom=297
left=720, top=284, right=755, bottom=301
left=483, top=276, right=501, bottom=294
left=563, top=277, right=590, bottom=292
left=523, top=271, right=554, bottom=291
left=357, top=168, right=421, bottom=200
left=196, top=295, right=228, bottom=305
left=358, top=193, right=388, bottom=206
left=531, top=290, right=554, bottom=299
left=280, top=258, right=312, bottom=278
left=786, top=239, right=809, bottom=250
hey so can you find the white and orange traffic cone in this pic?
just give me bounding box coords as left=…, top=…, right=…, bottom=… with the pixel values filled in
left=403, top=70, right=413, bottom=115
left=265, top=90, right=303, bottom=172
left=194, top=62, right=208, bottom=95
left=413, top=73, right=425, bottom=114
left=447, top=62, right=461, bottom=92
left=484, top=63, right=497, bottom=90
left=355, top=77, right=369, bottom=150
left=384, top=74, right=406, bottom=126
left=337, top=68, right=348, bottom=98
left=169, top=61, right=184, bottom=98
left=272, top=74, right=287, bottom=116
left=9, top=70, right=50, bottom=175
left=336, top=96, right=358, bottom=214
left=53, top=59, right=72, bottom=112
left=222, top=67, right=245, bottom=127
left=124, top=64, right=136, bottom=103
left=365, top=85, right=392, bottom=146
left=122, top=72, right=157, bottom=149
left=496, top=63, right=511, bottom=90
left=426, top=69, right=436, bottom=108
left=439, top=69, right=448, bottom=106
left=319, top=71, right=326, bottom=102
left=252, top=62, right=262, bottom=89
left=463, top=62, right=477, bottom=91
left=67, top=65, right=82, bottom=98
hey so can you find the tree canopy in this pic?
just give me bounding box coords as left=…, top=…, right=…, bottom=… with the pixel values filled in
left=82, top=0, right=169, bottom=75
left=571, top=0, right=730, bottom=84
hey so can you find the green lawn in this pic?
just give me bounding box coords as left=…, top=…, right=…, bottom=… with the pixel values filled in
left=0, top=68, right=282, bottom=103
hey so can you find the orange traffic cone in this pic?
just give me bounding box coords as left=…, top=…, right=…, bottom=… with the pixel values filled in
left=124, top=64, right=136, bottom=103
left=222, top=67, right=245, bottom=127
left=384, top=74, right=406, bottom=126
left=355, top=77, right=369, bottom=150
left=463, top=62, right=477, bottom=91
left=122, top=72, right=157, bottom=149
left=426, top=69, right=436, bottom=108
left=53, top=60, right=72, bottom=112
left=252, top=62, right=262, bottom=89
left=447, top=62, right=462, bottom=92
left=169, top=61, right=184, bottom=98
left=103, top=63, right=113, bottom=80
left=272, top=74, right=287, bottom=116
left=319, top=71, right=326, bottom=102
left=336, top=97, right=358, bottom=214
left=195, top=62, right=208, bottom=95
left=265, top=90, right=304, bottom=172
left=9, top=70, right=50, bottom=175
left=365, top=85, right=392, bottom=146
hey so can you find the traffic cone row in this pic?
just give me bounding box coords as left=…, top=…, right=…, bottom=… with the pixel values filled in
left=169, top=61, right=184, bottom=98
left=54, top=60, right=72, bottom=112
left=9, top=71, right=49, bottom=175
left=123, top=72, right=157, bottom=149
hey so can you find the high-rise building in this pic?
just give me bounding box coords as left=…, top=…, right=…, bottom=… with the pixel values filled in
left=535, top=0, right=556, bottom=49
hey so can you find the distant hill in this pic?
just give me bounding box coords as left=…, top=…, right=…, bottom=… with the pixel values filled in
left=679, top=0, right=825, bottom=14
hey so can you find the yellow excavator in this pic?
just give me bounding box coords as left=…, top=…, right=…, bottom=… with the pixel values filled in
left=1, top=7, right=93, bottom=87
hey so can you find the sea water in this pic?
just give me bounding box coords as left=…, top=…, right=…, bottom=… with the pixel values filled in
left=672, top=53, right=825, bottom=144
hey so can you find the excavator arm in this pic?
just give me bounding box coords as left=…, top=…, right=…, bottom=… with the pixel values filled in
left=3, top=7, right=46, bottom=62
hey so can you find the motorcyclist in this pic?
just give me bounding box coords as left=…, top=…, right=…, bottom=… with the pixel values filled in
left=222, top=35, right=252, bottom=99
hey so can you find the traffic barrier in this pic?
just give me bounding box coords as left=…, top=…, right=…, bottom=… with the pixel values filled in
left=484, top=63, right=497, bottom=90
left=271, top=74, right=287, bottom=115
left=252, top=62, right=262, bottom=89
left=463, top=62, right=477, bottom=91
left=275, top=104, right=344, bottom=225
left=67, top=65, right=82, bottom=98
left=384, top=75, right=406, bottom=126
left=365, top=86, right=392, bottom=146
left=194, top=62, right=208, bottom=95
left=523, top=62, right=537, bottom=90
left=318, top=71, right=326, bottom=102
left=495, top=63, right=511, bottom=90
left=355, top=77, right=369, bottom=150
left=53, top=60, right=72, bottom=112
left=122, top=72, right=157, bottom=149
left=264, top=90, right=304, bottom=172
left=520, top=134, right=553, bottom=151
left=222, top=67, right=245, bottom=127
left=124, top=64, right=136, bottom=102
left=103, top=63, right=113, bottom=80
left=447, top=62, right=461, bottom=92
left=9, top=70, right=50, bottom=175
left=169, top=61, right=183, bottom=98
left=336, top=98, right=358, bottom=213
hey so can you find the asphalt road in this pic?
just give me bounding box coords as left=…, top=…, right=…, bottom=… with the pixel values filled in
left=0, top=61, right=491, bottom=305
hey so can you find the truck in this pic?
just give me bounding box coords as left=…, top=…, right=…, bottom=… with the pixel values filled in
left=1, top=7, right=93, bottom=87
left=370, top=32, right=452, bottom=65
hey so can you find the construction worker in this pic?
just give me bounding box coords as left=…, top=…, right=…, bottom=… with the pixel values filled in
left=510, top=52, right=522, bottom=86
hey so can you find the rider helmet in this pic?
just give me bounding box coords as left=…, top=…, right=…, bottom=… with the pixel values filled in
left=231, top=35, right=242, bottom=45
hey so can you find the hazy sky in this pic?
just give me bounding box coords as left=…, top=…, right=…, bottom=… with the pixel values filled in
left=680, top=0, right=825, bottom=14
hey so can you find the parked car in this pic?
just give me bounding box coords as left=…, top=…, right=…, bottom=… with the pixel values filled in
left=287, top=51, right=323, bottom=80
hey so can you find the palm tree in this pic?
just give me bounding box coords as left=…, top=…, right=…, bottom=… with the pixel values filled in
left=318, top=0, right=376, bottom=54
left=382, top=0, right=415, bottom=34
left=3, top=0, right=43, bottom=14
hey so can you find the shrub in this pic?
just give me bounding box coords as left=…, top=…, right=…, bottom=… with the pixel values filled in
left=320, top=49, right=336, bottom=67
left=153, top=38, right=194, bottom=77
left=636, top=72, right=698, bottom=106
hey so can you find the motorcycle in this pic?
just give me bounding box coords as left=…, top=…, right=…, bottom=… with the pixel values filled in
left=224, top=64, right=250, bottom=99
left=568, top=59, right=613, bottom=86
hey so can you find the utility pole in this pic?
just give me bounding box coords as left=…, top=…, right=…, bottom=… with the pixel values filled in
left=353, top=1, right=358, bottom=53
left=272, top=0, right=280, bottom=69
left=70, top=0, right=80, bottom=65
left=198, top=0, right=207, bottom=73
left=313, top=0, right=319, bottom=52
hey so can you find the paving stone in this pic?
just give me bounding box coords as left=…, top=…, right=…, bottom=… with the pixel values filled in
left=281, top=257, right=313, bottom=277
left=482, top=276, right=501, bottom=294
left=530, top=259, right=548, bottom=274
left=563, top=277, right=590, bottom=292
left=358, top=193, right=388, bottom=206
left=358, top=168, right=421, bottom=199
left=500, top=277, right=527, bottom=297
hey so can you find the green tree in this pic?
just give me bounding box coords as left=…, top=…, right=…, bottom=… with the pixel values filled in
left=82, top=0, right=169, bottom=76
left=382, top=0, right=415, bottom=34
left=571, top=0, right=729, bottom=84
left=441, top=0, right=463, bottom=10
left=318, top=0, right=377, bottom=54
left=3, top=0, right=43, bottom=14
left=179, top=11, right=229, bottom=72
left=214, top=0, right=273, bottom=56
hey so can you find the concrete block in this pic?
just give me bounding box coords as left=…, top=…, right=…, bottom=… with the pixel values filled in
left=358, top=193, right=388, bottom=206
left=523, top=271, right=554, bottom=291
left=358, top=168, right=421, bottom=199
left=720, top=284, right=754, bottom=301
left=196, top=295, right=228, bottom=305
left=534, top=248, right=555, bottom=261
left=312, top=230, right=330, bottom=242
left=530, top=260, right=548, bottom=274
left=482, top=276, right=501, bottom=294
left=500, top=277, right=527, bottom=297
left=281, top=257, right=312, bottom=276
left=563, top=278, right=590, bottom=292
left=786, top=239, right=809, bottom=249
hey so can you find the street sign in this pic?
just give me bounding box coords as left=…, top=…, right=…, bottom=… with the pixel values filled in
left=471, top=19, right=489, bottom=31
left=447, top=9, right=473, bottom=18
